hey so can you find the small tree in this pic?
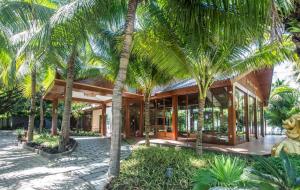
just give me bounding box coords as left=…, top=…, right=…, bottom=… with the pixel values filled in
left=265, top=85, right=300, bottom=132
left=127, top=56, right=173, bottom=146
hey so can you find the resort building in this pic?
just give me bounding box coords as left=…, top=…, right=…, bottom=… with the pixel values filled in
left=44, top=68, right=273, bottom=146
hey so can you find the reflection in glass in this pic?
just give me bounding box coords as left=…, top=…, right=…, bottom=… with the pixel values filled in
left=248, top=96, right=256, bottom=140
left=235, top=89, right=246, bottom=143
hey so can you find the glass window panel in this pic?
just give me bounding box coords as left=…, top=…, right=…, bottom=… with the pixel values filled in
left=248, top=96, right=256, bottom=140
left=235, top=88, right=247, bottom=143
left=203, top=87, right=229, bottom=144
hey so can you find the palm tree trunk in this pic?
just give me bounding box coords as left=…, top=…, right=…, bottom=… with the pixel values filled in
left=109, top=0, right=138, bottom=178
left=196, top=96, right=205, bottom=155
left=39, top=95, right=44, bottom=133
left=144, top=92, right=151, bottom=147
left=27, top=66, right=36, bottom=142
left=58, top=49, right=76, bottom=152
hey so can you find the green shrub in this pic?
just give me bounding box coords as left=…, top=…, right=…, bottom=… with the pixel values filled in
left=32, top=133, right=59, bottom=148
left=70, top=130, right=99, bottom=137
left=244, top=151, right=300, bottom=190
left=111, top=146, right=224, bottom=190
left=16, top=128, right=25, bottom=139
left=253, top=154, right=300, bottom=175
left=193, top=156, right=246, bottom=190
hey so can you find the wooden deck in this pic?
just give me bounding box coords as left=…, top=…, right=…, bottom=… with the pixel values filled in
left=137, top=135, right=286, bottom=156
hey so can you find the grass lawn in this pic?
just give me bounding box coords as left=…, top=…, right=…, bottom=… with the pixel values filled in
left=110, top=146, right=300, bottom=190
left=110, top=146, right=241, bottom=190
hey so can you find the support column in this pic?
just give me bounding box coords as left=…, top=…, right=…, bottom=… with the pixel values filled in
left=261, top=106, right=265, bottom=137
left=124, top=99, right=130, bottom=138
left=51, top=99, right=58, bottom=136
left=139, top=100, right=144, bottom=137
left=264, top=117, right=267, bottom=136
left=101, top=103, right=106, bottom=136
left=254, top=98, right=258, bottom=139
left=228, top=85, right=236, bottom=145
left=186, top=95, right=188, bottom=134
left=245, top=94, right=249, bottom=141
left=172, top=95, right=178, bottom=140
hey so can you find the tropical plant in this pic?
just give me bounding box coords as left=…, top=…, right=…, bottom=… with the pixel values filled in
left=0, top=87, right=23, bottom=115
left=12, top=0, right=126, bottom=152
left=71, top=103, right=87, bottom=132
left=0, top=0, right=57, bottom=141
left=127, top=56, right=173, bottom=146
left=244, top=151, right=300, bottom=190
left=193, top=156, right=246, bottom=190
left=135, top=0, right=294, bottom=155
left=111, top=146, right=210, bottom=190
left=109, top=0, right=139, bottom=178
left=265, top=85, right=300, bottom=131
left=16, top=128, right=25, bottom=140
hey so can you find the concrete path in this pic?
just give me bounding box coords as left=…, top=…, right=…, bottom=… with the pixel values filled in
left=0, top=131, right=131, bottom=190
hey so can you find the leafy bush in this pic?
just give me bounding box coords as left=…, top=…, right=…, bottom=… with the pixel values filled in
left=110, top=146, right=215, bottom=190
left=193, top=156, right=246, bottom=190
left=70, top=130, right=99, bottom=137
left=32, top=133, right=59, bottom=148
left=16, top=128, right=25, bottom=139
left=253, top=154, right=300, bottom=175
left=244, top=151, right=300, bottom=190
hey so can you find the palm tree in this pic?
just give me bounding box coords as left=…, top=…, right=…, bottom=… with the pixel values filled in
left=135, top=0, right=294, bottom=155
left=109, top=0, right=139, bottom=177
left=5, top=0, right=125, bottom=149
left=127, top=56, right=173, bottom=146
left=0, top=0, right=57, bottom=141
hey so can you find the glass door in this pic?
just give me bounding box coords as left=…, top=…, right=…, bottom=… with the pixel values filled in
left=248, top=96, right=256, bottom=140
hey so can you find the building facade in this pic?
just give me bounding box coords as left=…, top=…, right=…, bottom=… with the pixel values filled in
left=44, top=69, right=273, bottom=146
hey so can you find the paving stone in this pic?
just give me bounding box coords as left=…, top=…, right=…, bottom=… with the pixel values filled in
left=0, top=131, right=131, bottom=190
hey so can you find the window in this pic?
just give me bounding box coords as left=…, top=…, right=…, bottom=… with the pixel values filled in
left=235, top=88, right=246, bottom=143
left=248, top=96, right=256, bottom=140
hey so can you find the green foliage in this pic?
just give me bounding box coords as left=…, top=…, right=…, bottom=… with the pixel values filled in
left=15, top=128, right=25, bottom=139
left=33, top=133, right=59, bottom=148
left=193, top=156, right=246, bottom=190
left=245, top=151, right=300, bottom=190
left=70, top=130, right=99, bottom=137
left=0, top=87, right=24, bottom=115
left=265, top=84, right=300, bottom=128
left=253, top=154, right=300, bottom=178
left=111, top=146, right=213, bottom=190
left=111, top=147, right=300, bottom=190
left=71, top=103, right=87, bottom=119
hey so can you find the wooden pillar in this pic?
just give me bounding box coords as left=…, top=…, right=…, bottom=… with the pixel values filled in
left=228, top=85, right=236, bottom=145
left=245, top=94, right=249, bottom=141
left=212, top=92, right=214, bottom=131
left=185, top=95, right=188, bottom=134
left=139, top=100, right=144, bottom=137
left=261, top=105, right=265, bottom=137
left=124, top=99, right=130, bottom=138
left=101, top=103, right=106, bottom=136
left=51, top=99, right=58, bottom=135
left=254, top=98, right=258, bottom=139
left=172, top=95, right=178, bottom=140
left=264, top=117, right=267, bottom=136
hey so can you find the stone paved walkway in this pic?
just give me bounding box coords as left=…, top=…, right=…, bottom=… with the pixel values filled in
left=0, top=131, right=131, bottom=190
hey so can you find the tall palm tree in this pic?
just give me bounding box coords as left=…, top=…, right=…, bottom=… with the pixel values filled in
left=10, top=0, right=125, bottom=150
left=110, top=0, right=139, bottom=177
left=0, top=0, right=57, bottom=141
left=135, top=0, right=295, bottom=155
left=153, top=40, right=293, bottom=154
left=127, top=56, right=173, bottom=146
